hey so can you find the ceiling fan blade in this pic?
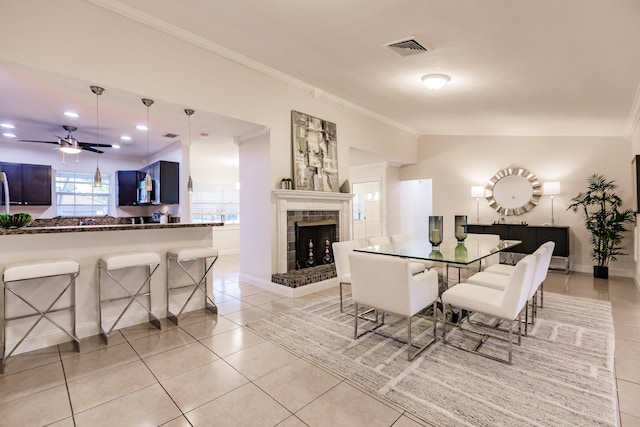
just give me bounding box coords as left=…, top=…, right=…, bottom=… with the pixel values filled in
left=79, top=142, right=114, bottom=148
left=82, top=146, right=104, bottom=154
left=18, top=139, right=60, bottom=145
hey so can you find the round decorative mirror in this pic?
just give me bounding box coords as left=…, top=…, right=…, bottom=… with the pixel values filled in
left=485, top=168, right=541, bottom=216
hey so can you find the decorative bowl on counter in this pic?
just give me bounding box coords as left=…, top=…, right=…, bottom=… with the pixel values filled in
left=0, top=212, right=33, bottom=228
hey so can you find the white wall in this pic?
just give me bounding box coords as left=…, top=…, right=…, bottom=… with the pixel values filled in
left=401, top=135, right=634, bottom=276
left=0, top=0, right=417, bottom=283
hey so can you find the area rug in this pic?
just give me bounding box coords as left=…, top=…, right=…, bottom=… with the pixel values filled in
left=247, top=292, right=618, bottom=427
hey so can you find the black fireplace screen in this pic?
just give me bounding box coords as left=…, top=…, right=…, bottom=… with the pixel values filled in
left=295, top=219, right=337, bottom=269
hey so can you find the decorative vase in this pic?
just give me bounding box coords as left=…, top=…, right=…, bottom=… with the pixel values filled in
left=454, top=215, right=467, bottom=242
left=593, top=266, right=608, bottom=279
left=429, top=216, right=443, bottom=248
left=454, top=242, right=468, bottom=262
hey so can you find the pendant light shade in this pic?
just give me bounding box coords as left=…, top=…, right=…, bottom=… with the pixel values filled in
left=185, top=108, right=195, bottom=193
left=91, top=85, right=105, bottom=187
left=142, top=98, right=154, bottom=191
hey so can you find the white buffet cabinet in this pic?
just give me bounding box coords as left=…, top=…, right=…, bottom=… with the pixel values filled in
left=0, top=223, right=220, bottom=355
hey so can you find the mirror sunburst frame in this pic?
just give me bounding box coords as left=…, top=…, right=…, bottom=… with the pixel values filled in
left=485, top=168, right=541, bottom=216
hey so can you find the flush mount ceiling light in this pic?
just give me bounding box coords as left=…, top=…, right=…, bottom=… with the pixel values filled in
left=64, top=111, right=79, bottom=118
left=421, top=73, right=450, bottom=90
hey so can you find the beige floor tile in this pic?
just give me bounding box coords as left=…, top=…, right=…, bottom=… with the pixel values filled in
left=242, top=291, right=285, bottom=306
left=295, top=382, right=402, bottom=427
left=616, top=339, right=640, bottom=360
left=392, top=415, right=431, bottom=426
left=222, top=286, right=265, bottom=299
left=118, top=320, right=175, bottom=342
left=0, top=345, right=60, bottom=377
left=215, top=298, right=254, bottom=315
left=47, top=417, right=76, bottom=427
left=161, top=359, right=248, bottom=412
left=213, top=279, right=241, bottom=291
left=224, top=306, right=272, bottom=326
left=179, top=314, right=241, bottom=340
left=224, top=341, right=299, bottom=381
left=199, top=326, right=265, bottom=357
left=213, top=291, right=238, bottom=303
left=621, top=411, right=640, bottom=427
left=615, top=324, right=640, bottom=344
left=254, top=358, right=341, bottom=412
left=128, top=327, right=195, bottom=358
left=614, top=312, right=640, bottom=328
left=59, top=331, right=126, bottom=359
left=169, top=308, right=219, bottom=327
left=160, top=415, right=193, bottom=427
left=615, top=355, right=640, bottom=384
left=62, top=342, right=139, bottom=381
left=0, top=360, right=65, bottom=404
left=0, top=384, right=71, bottom=426
left=74, top=383, right=180, bottom=427
left=67, top=359, right=156, bottom=413
left=276, top=415, right=308, bottom=427
left=185, top=383, right=290, bottom=427
left=143, top=341, right=218, bottom=380
left=618, top=379, right=640, bottom=418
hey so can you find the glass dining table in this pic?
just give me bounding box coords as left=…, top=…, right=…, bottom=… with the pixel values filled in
left=354, top=238, right=522, bottom=286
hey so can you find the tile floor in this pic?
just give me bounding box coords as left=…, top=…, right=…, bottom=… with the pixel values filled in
left=1, top=254, right=638, bottom=426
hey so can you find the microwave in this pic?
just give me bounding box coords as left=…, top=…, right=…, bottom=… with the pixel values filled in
left=137, top=180, right=156, bottom=205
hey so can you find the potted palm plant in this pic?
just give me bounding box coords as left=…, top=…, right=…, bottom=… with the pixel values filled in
left=567, top=174, right=635, bottom=279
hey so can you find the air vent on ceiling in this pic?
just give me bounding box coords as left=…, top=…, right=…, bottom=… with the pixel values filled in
left=385, top=37, right=429, bottom=57
left=163, top=133, right=179, bottom=138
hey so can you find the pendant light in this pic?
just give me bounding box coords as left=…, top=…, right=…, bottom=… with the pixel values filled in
left=90, top=85, right=105, bottom=187
left=141, top=98, right=154, bottom=191
left=185, top=108, right=195, bottom=192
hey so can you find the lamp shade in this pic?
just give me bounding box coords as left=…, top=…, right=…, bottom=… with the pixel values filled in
left=421, top=74, right=450, bottom=90
left=543, top=181, right=561, bottom=195
left=471, top=186, right=485, bottom=198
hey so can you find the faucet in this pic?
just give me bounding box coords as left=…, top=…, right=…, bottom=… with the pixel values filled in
left=0, top=170, right=9, bottom=214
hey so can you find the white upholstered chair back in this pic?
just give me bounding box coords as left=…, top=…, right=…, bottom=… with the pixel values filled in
left=349, top=252, right=439, bottom=317
left=501, top=254, right=536, bottom=319
left=332, top=240, right=362, bottom=281
left=390, top=234, right=410, bottom=243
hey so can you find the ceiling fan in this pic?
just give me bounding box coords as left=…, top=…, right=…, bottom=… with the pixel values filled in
left=19, top=125, right=114, bottom=154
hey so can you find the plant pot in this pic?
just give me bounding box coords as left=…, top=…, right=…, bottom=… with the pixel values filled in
left=593, top=266, right=609, bottom=279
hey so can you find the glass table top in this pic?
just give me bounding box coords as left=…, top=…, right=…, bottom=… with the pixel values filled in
left=354, top=238, right=521, bottom=266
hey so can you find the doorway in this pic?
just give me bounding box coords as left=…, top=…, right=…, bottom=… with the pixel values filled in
left=352, top=181, right=381, bottom=241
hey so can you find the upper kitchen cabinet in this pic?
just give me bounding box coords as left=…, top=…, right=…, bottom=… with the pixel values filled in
left=0, top=161, right=52, bottom=206
left=139, top=160, right=180, bottom=205
left=116, top=170, right=144, bottom=206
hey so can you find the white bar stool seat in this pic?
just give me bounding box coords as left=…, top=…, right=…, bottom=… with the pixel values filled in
left=98, top=251, right=161, bottom=344
left=166, top=246, right=218, bottom=325
left=2, top=259, right=80, bottom=373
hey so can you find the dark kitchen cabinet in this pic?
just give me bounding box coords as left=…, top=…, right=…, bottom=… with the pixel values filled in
left=0, top=162, right=52, bottom=206
left=146, top=161, right=179, bottom=205
left=117, top=170, right=144, bottom=206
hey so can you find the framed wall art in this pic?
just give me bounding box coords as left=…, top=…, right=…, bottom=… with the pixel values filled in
left=291, top=110, right=338, bottom=192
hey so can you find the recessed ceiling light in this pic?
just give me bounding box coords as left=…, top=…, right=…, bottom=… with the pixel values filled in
left=1, top=123, right=15, bottom=129
left=112, top=144, right=121, bottom=149
left=421, top=74, right=451, bottom=90
left=2, top=133, right=16, bottom=138
left=64, top=111, right=79, bottom=118
left=120, top=135, right=132, bottom=141
left=136, top=124, right=148, bottom=131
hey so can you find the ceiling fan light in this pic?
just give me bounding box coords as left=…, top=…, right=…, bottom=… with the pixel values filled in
left=421, top=73, right=450, bottom=90
left=60, top=145, right=82, bottom=154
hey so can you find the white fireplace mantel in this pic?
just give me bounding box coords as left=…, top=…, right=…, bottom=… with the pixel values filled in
left=274, top=190, right=354, bottom=274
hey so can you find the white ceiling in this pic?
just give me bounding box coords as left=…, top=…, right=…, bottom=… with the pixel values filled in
left=2, top=0, right=640, bottom=164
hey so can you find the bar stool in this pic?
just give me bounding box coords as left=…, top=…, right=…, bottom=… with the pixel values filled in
left=98, top=252, right=161, bottom=344
left=166, top=247, right=218, bottom=325
left=2, top=259, right=80, bottom=373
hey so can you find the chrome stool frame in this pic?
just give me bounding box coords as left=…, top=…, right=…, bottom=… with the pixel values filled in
left=98, top=253, right=161, bottom=344
left=166, top=247, right=218, bottom=325
left=2, top=261, right=80, bottom=373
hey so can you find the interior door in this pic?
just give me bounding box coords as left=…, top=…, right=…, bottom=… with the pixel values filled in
left=352, top=181, right=381, bottom=241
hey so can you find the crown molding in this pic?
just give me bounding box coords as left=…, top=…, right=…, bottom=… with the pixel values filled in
left=88, top=0, right=417, bottom=136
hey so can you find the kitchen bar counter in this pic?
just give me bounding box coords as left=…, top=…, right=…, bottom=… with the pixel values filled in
left=0, top=222, right=223, bottom=235
left=1, top=223, right=221, bottom=357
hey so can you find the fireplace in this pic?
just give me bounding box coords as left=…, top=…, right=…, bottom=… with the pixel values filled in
left=295, top=219, right=337, bottom=269
left=272, top=190, right=354, bottom=289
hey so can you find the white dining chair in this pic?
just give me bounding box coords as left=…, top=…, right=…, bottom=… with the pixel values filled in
left=349, top=252, right=440, bottom=361
left=441, top=254, right=535, bottom=364
left=367, top=235, right=427, bottom=276
left=332, top=239, right=362, bottom=312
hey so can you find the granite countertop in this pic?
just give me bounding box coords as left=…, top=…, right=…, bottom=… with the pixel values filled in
left=0, top=222, right=223, bottom=235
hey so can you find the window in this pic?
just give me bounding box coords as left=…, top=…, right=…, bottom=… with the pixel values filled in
left=55, top=171, right=110, bottom=216
left=191, top=182, right=239, bottom=224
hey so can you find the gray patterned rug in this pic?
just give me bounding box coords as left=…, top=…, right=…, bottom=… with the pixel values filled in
left=247, top=292, right=618, bottom=427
